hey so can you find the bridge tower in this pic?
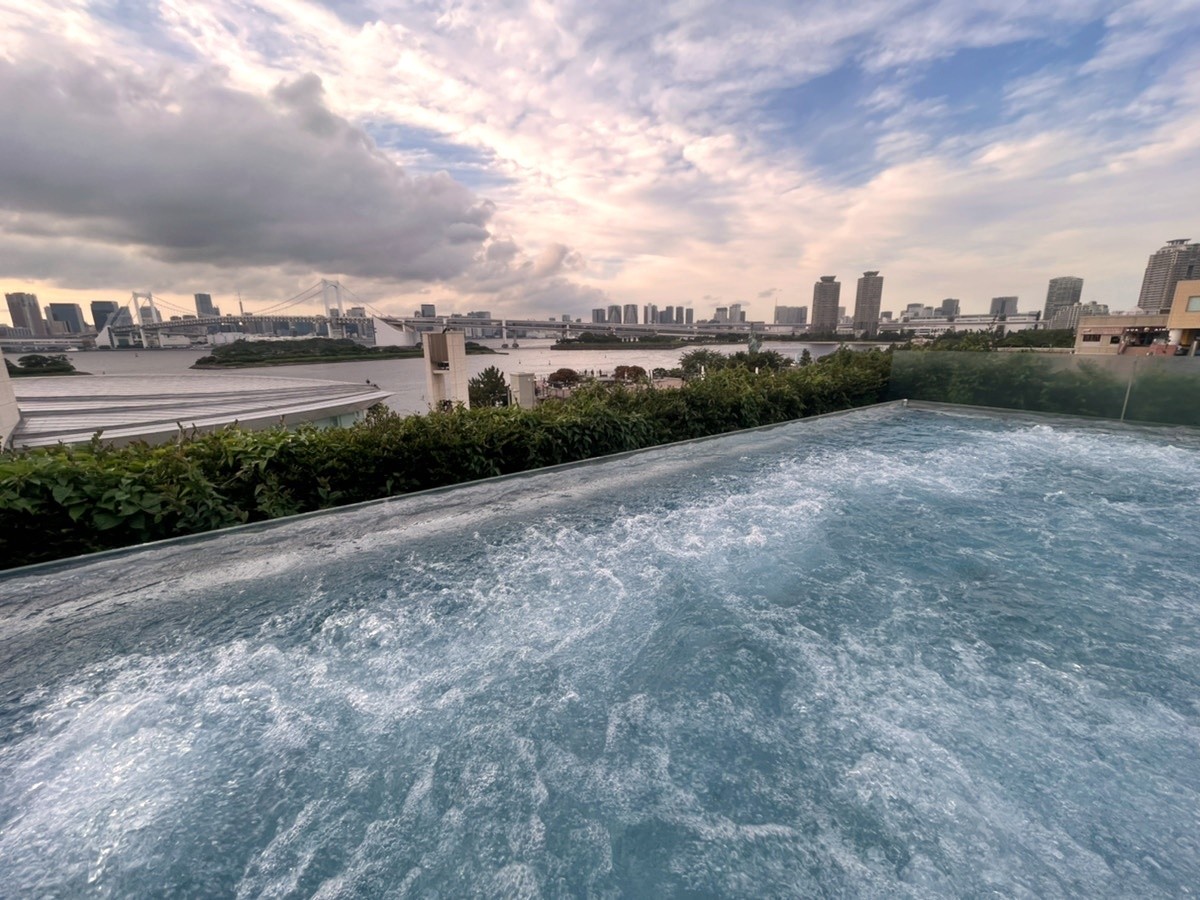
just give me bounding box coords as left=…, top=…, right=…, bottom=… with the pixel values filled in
left=131, top=292, right=159, bottom=348
left=321, top=280, right=344, bottom=317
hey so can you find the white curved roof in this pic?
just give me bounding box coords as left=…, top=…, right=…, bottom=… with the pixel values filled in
left=11, top=373, right=392, bottom=447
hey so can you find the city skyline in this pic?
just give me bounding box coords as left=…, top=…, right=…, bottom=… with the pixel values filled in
left=1, top=3, right=1198, bottom=324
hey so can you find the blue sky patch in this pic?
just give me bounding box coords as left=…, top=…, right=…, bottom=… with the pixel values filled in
left=364, top=122, right=513, bottom=191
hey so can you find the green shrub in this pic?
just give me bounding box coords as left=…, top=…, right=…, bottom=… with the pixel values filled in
left=0, top=350, right=892, bottom=569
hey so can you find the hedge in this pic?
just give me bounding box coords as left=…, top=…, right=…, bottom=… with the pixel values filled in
left=0, top=349, right=891, bottom=570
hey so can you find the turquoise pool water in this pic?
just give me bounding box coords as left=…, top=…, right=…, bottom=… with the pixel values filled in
left=2, top=405, right=1198, bottom=896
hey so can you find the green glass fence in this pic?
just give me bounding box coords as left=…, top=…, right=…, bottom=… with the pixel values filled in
left=888, top=351, right=1200, bottom=427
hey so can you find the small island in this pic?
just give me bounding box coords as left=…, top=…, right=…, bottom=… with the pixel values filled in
left=4, top=354, right=87, bottom=377
left=552, top=331, right=690, bottom=350
left=192, top=337, right=496, bottom=369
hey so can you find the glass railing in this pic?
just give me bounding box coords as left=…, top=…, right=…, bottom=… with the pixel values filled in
left=888, top=351, right=1200, bottom=427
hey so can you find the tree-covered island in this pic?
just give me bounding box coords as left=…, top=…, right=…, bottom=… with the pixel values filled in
left=191, top=337, right=496, bottom=368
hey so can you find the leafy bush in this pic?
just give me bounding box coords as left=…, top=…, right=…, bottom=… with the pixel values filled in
left=0, top=349, right=892, bottom=569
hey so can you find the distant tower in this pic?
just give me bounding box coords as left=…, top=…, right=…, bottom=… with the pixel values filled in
left=852, top=271, right=884, bottom=337
left=194, top=293, right=220, bottom=317
left=623, top=304, right=639, bottom=325
left=989, top=296, right=1019, bottom=317
left=5, top=292, right=46, bottom=337
left=1138, top=239, right=1200, bottom=311
left=90, top=300, right=120, bottom=332
left=938, top=298, right=960, bottom=318
left=1043, top=277, right=1083, bottom=322
left=811, top=276, right=841, bottom=333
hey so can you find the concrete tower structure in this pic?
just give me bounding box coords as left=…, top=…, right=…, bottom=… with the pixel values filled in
left=852, top=271, right=884, bottom=337
left=811, top=276, right=841, bottom=333
left=1138, top=239, right=1200, bottom=312
left=424, top=330, right=470, bottom=410
left=1043, top=277, right=1083, bottom=322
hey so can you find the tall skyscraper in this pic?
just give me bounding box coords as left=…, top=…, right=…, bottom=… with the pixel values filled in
left=674, top=306, right=684, bottom=325
left=1043, top=277, right=1083, bottom=322
left=1137, top=239, right=1200, bottom=311
left=46, top=303, right=87, bottom=333
left=91, top=301, right=119, bottom=332
left=194, top=293, right=221, bottom=317
left=607, top=304, right=621, bottom=323
left=685, top=308, right=694, bottom=325
left=938, top=298, right=960, bottom=317
left=6, top=292, right=46, bottom=336
left=592, top=308, right=607, bottom=324
left=811, top=276, right=840, bottom=333
left=989, top=296, right=1019, bottom=317
left=728, top=302, right=744, bottom=323
left=852, top=271, right=884, bottom=337
left=623, top=304, right=638, bottom=324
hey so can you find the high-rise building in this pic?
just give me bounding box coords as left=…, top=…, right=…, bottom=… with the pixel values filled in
left=714, top=307, right=729, bottom=323
left=623, top=304, right=638, bottom=325
left=728, top=303, right=744, bottom=324
left=194, top=293, right=221, bottom=317
left=91, top=301, right=119, bottom=332
left=592, top=308, right=607, bottom=324
left=419, top=303, right=437, bottom=318
left=6, top=292, right=46, bottom=336
left=1051, top=301, right=1108, bottom=331
left=643, top=304, right=658, bottom=325
left=1043, top=277, right=1083, bottom=322
left=774, top=305, right=808, bottom=326
left=938, top=298, right=960, bottom=318
left=662, top=305, right=674, bottom=324
left=140, top=305, right=163, bottom=325
left=607, top=304, right=622, bottom=323
left=46, top=303, right=87, bottom=334
left=989, top=296, right=1019, bottom=317
left=852, top=271, right=884, bottom=337
left=674, top=306, right=684, bottom=325
left=1137, top=239, right=1200, bottom=311
left=811, top=276, right=840, bottom=333
left=685, top=308, right=694, bottom=325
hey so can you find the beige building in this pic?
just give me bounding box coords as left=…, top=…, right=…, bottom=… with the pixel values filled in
left=1075, top=313, right=1169, bottom=355
left=1166, top=279, right=1200, bottom=355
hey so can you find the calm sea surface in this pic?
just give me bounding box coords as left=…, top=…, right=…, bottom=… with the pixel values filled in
left=8, top=340, right=850, bottom=415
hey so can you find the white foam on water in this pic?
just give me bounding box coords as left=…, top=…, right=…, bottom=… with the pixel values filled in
left=2, top=408, right=1199, bottom=896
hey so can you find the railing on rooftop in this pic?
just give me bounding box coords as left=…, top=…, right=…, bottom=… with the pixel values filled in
left=888, top=351, right=1200, bottom=428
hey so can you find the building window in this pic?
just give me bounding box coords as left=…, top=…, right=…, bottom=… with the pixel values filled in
left=1187, top=296, right=1200, bottom=312
left=1082, top=334, right=1101, bottom=342
left=1110, top=336, right=1121, bottom=344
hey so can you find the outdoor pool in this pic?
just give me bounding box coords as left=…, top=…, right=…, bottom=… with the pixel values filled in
left=1, top=404, right=1198, bottom=896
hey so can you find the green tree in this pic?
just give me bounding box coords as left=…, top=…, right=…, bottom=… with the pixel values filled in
left=679, top=349, right=728, bottom=379
left=468, top=366, right=509, bottom=407
left=613, top=365, right=647, bottom=382
left=548, top=367, right=582, bottom=386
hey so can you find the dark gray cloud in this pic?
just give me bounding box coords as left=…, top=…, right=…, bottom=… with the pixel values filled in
left=0, top=57, right=493, bottom=282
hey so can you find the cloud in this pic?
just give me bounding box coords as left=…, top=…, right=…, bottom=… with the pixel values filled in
left=0, top=54, right=493, bottom=283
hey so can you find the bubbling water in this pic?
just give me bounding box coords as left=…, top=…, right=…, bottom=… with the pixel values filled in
left=2, top=407, right=1199, bottom=897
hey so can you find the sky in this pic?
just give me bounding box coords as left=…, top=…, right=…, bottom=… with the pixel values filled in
left=1, top=0, right=1198, bottom=323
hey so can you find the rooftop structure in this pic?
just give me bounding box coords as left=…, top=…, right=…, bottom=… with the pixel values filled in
left=8, top=373, right=390, bottom=448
